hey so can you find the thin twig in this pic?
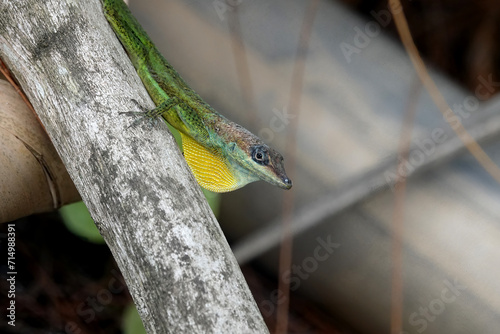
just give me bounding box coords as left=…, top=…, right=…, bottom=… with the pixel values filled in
left=0, top=58, right=44, bottom=129
left=389, top=0, right=500, bottom=184
left=227, top=6, right=258, bottom=128
left=232, top=99, right=500, bottom=264
left=276, top=1, right=319, bottom=333
left=390, top=78, right=421, bottom=334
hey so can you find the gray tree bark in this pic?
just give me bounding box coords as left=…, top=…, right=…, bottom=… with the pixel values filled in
left=0, top=0, right=268, bottom=333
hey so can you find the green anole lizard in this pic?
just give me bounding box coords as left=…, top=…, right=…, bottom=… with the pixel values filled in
left=103, top=0, right=292, bottom=193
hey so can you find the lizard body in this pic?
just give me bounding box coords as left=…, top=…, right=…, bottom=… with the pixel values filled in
left=103, top=0, right=292, bottom=192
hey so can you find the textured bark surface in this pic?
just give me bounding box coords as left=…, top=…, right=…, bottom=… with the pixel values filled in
left=0, top=0, right=268, bottom=333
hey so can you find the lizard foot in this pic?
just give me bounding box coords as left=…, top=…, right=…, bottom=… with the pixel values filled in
left=119, top=99, right=158, bottom=128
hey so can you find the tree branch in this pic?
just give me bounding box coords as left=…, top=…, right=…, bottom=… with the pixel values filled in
left=233, top=97, right=500, bottom=264
left=0, top=0, right=268, bottom=332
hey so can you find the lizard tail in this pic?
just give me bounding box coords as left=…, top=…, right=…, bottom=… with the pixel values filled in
left=102, top=0, right=154, bottom=68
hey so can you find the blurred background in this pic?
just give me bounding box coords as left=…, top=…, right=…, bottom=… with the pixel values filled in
left=2, top=0, right=500, bottom=333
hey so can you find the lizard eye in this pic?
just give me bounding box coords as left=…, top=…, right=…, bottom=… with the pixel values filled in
left=252, top=146, right=269, bottom=165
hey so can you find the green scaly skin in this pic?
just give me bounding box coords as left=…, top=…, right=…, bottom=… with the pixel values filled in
left=103, top=0, right=292, bottom=191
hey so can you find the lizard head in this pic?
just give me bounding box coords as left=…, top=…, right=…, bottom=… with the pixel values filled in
left=180, top=123, right=292, bottom=193
left=223, top=123, right=292, bottom=192
left=232, top=140, right=293, bottom=191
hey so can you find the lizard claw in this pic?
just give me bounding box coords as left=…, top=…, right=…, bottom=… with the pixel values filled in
left=130, top=99, right=149, bottom=112
left=120, top=99, right=158, bottom=129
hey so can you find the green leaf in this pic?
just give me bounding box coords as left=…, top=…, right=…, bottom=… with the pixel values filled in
left=59, top=201, right=104, bottom=244
left=122, top=303, right=147, bottom=334
left=202, top=188, right=220, bottom=216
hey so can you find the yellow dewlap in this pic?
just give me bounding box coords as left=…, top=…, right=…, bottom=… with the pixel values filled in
left=180, top=133, right=239, bottom=193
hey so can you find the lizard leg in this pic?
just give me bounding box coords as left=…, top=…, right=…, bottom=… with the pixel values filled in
left=144, top=97, right=181, bottom=118
left=120, top=97, right=180, bottom=117
left=120, top=97, right=181, bottom=127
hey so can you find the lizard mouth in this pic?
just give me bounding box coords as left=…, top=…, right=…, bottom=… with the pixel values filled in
left=269, top=173, right=292, bottom=190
